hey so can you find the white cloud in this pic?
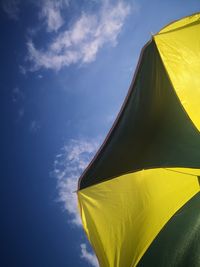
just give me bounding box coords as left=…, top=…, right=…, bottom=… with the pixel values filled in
left=39, top=0, right=69, bottom=32
left=53, top=138, right=100, bottom=266
left=81, top=243, right=99, bottom=267
left=53, top=138, right=99, bottom=225
left=1, top=0, right=20, bottom=20
left=26, top=1, right=131, bottom=71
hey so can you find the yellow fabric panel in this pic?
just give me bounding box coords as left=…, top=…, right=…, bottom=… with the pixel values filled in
left=159, top=13, right=200, bottom=34
left=78, top=168, right=200, bottom=267
left=154, top=15, right=200, bottom=131
left=165, top=167, right=200, bottom=177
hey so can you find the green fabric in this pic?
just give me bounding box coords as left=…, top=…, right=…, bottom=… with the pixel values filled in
left=137, top=191, right=200, bottom=267
left=80, top=41, right=200, bottom=189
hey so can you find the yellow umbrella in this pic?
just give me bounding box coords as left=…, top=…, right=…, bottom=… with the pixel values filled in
left=77, top=13, right=200, bottom=267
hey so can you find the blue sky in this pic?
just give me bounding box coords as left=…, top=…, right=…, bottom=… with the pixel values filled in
left=1, top=0, right=200, bottom=266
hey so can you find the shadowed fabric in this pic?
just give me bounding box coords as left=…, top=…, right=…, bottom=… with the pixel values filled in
left=78, top=13, right=200, bottom=267
left=137, top=192, right=200, bottom=267
left=78, top=169, right=199, bottom=267
left=155, top=13, right=200, bottom=131
left=79, top=40, right=200, bottom=190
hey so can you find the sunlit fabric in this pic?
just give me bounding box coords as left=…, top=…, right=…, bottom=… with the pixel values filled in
left=77, top=13, right=200, bottom=267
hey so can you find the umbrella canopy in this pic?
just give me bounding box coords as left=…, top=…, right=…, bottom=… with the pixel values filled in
left=77, top=13, right=200, bottom=267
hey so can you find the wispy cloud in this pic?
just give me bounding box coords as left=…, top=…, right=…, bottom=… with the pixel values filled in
left=53, top=138, right=100, bottom=265
left=39, top=0, right=69, bottom=32
left=81, top=243, right=99, bottom=267
left=1, top=0, right=20, bottom=20
left=53, top=138, right=99, bottom=225
left=26, top=1, right=131, bottom=71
